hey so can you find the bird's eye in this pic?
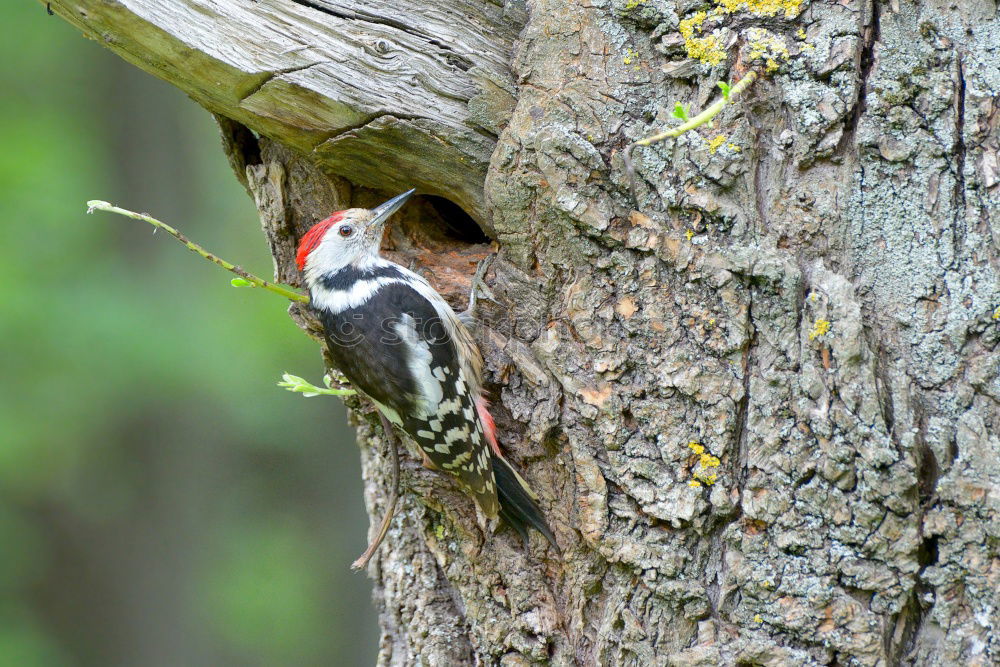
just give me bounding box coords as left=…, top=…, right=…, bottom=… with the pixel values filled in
left=338, top=224, right=354, bottom=238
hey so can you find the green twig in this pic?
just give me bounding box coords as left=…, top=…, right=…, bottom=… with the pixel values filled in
left=635, top=71, right=757, bottom=147
left=624, top=71, right=758, bottom=199
left=86, top=200, right=309, bottom=303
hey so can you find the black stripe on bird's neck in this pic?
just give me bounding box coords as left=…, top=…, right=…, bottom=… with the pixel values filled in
left=318, top=263, right=405, bottom=291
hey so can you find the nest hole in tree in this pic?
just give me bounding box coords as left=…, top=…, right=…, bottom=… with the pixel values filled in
left=380, top=194, right=493, bottom=307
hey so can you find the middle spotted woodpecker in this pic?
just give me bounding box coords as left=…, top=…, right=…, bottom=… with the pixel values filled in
left=296, top=189, right=557, bottom=549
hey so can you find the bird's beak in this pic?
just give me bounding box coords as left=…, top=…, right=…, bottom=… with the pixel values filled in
left=369, top=189, right=415, bottom=229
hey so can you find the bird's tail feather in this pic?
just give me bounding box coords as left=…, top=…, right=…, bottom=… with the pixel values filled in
left=492, top=454, right=559, bottom=552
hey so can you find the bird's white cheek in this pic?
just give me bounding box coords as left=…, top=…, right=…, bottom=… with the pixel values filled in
left=306, top=237, right=353, bottom=278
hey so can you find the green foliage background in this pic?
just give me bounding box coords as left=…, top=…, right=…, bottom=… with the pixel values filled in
left=1, top=4, right=376, bottom=664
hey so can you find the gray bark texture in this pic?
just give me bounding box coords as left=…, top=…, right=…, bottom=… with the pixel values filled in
left=49, top=0, right=999, bottom=664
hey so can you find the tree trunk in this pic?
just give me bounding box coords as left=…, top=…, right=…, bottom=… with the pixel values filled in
left=49, top=0, right=999, bottom=664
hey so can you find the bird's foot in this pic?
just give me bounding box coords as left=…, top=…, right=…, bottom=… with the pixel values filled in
left=458, top=254, right=497, bottom=326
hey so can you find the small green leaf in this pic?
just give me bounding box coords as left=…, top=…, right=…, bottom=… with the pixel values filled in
left=278, top=372, right=356, bottom=397
left=717, top=81, right=732, bottom=101
left=672, top=103, right=689, bottom=121
left=230, top=278, right=253, bottom=287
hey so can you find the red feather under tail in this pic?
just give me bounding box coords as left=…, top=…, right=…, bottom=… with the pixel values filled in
left=475, top=396, right=502, bottom=457
left=475, top=395, right=559, bottom=551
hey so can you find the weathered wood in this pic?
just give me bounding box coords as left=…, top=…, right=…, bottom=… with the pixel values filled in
left=48, top=0, right=522, bottom=224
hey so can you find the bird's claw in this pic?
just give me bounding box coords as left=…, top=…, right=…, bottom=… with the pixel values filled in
left=459, top=255, right=497, bottom=324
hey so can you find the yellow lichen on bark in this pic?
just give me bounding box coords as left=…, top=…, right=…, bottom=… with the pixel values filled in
left=678, top=12, right=726, bottom=66
left=715, top=0, right=804, bottom=19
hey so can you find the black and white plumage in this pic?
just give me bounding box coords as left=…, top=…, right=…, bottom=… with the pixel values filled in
left=296, top=190, right=555, bottom=547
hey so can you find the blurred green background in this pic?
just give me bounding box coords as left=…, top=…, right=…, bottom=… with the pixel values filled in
left=1, top=4, right=376, bottom=665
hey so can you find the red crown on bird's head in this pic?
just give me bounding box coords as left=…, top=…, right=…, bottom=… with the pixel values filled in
left=296, top=211, right=346, bottom=271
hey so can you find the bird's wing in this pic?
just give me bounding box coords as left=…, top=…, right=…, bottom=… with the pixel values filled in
left=320, top=280, right=499, bottom=517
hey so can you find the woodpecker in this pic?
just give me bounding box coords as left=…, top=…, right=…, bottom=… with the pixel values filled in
left=296, top=190, right=556, bottom=549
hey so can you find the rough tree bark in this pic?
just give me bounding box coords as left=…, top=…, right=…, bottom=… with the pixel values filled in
left=49, top=0, right=999, bottom=664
